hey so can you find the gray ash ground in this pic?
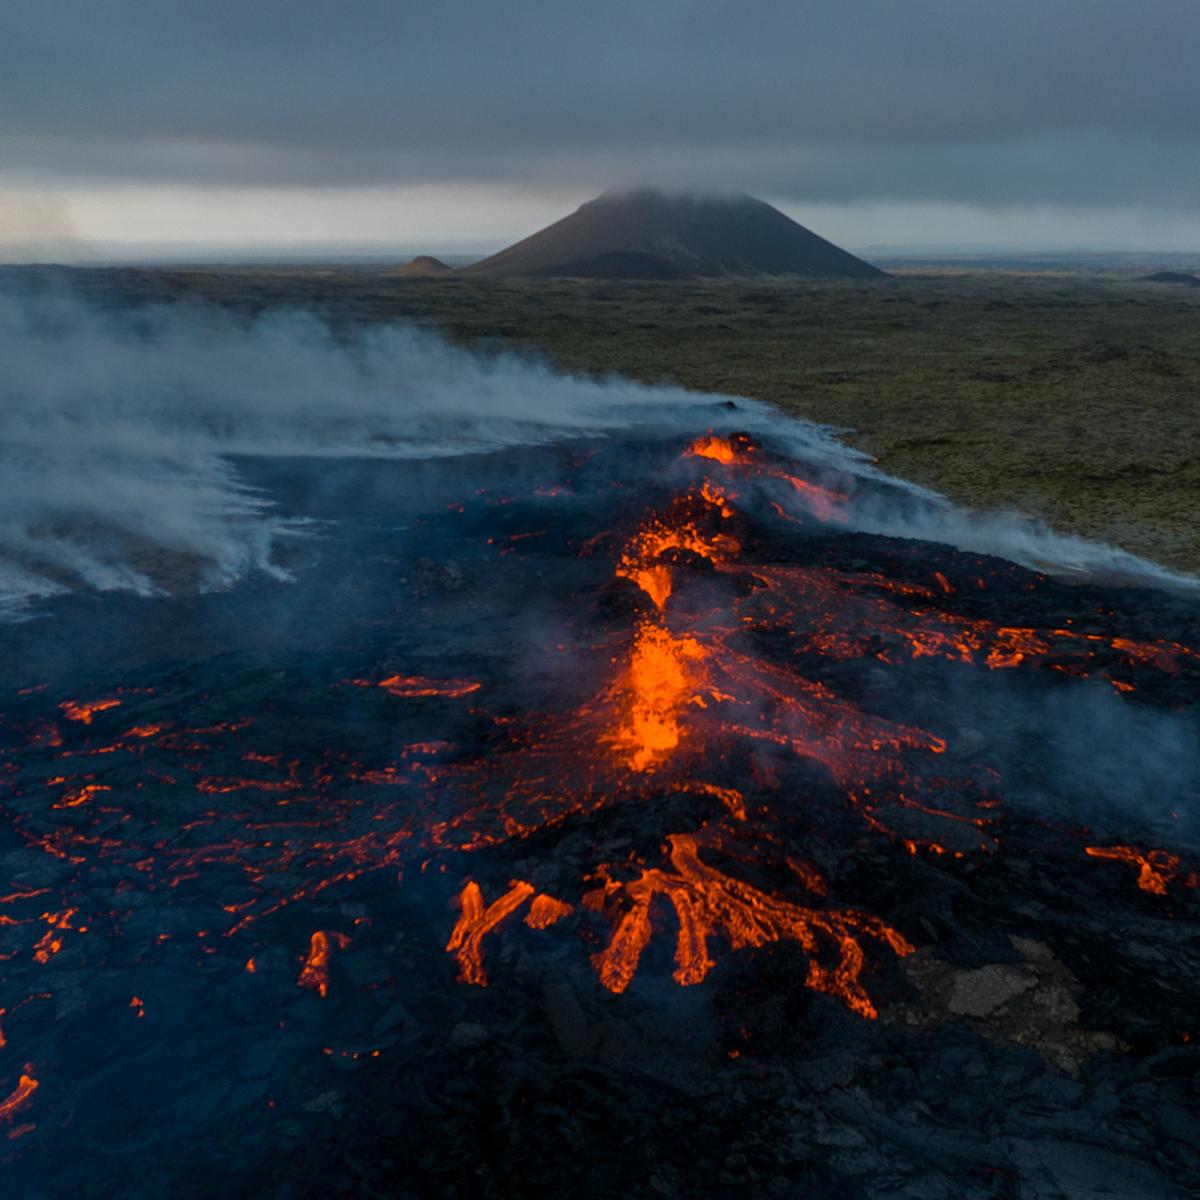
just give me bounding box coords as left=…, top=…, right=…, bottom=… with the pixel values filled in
left=1, top=434, right=1198, bottom=1199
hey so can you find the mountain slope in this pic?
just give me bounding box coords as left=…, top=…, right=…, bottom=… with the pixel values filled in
left=463, top=189, right=884, bottom=280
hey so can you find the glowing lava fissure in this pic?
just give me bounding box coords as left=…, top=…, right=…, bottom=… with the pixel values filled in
left=297, top=930, right=352, bottom=997
left=2, top=427, right=1198, bottom=1181
left=425, top=432, right=1195, bottom=1011
left=1085, top=845, right=1199, bottom=895
left=585, top=833, right=912, bottom=1018
left=446, top=835, right=911, bottom=1018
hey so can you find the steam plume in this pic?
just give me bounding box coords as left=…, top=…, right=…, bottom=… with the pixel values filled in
left=0, top=280, right=1189, bottom=618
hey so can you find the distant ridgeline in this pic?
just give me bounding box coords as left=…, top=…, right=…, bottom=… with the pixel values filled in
left=400, top=189, right=885, bottom=280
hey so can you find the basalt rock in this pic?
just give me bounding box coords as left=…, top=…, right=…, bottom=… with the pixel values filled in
left=1, top=430, right=1196, bottom=1199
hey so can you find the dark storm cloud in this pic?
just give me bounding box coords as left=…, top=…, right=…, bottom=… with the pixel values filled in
left=3, top=0, right=1199, bottom=205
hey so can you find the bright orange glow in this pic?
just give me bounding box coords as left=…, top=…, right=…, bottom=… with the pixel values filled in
left=615, top=490, right=740, bottom=611
left=525, top=894, right=574, bottom=929
left=686, top=434, right=743, bottom=464
left=58, top=698, right=121, bottom=724
left=52, top=784, right=111, bottom=809
left=588, top=835, right=912, bottom=1018
left=12, top=422, right=1199, bottom=1141
left=446, top=880, right=536, bottom=985
left=684, top=432, right=848, bottom=523
left=0, top=1067, right=38, bottom=1123
left=297, top=930, right=350, bottom=997
left=1085, top=845, right=1191, bottom=895
left=611, top=623, right=706, bottom=772
left=735, top=562, right=1194, bottom=694
left=778, top=473, right=847, bottom=523
left=626, top=564, right=674, bottom=611
left=699, top=479, right=735, bottom=516
left=32, top=909, right=76, bottom=963
left=377, top=675, right=481, bottom=699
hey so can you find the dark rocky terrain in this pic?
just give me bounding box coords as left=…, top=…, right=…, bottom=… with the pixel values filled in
left=2, top=430, right=1197, bottom=1199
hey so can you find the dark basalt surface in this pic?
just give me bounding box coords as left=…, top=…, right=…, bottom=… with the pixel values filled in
left=1, top=435, right=1198, bottom=1199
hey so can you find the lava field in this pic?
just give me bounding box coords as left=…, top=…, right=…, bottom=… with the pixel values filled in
left=2, top=429, right=1198, bottom=1199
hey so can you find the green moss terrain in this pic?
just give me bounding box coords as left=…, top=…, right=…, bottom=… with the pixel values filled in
left=59, top=267, right=1200, bottom=572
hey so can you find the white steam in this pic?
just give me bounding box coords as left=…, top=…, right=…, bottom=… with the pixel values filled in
left=0, top=283, right=721, bottom=617
left=0, top=281, right=1189, bottom=618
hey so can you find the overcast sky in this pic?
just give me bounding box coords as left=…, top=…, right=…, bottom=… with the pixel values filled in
left=3, top=0, right=1199, bottom=258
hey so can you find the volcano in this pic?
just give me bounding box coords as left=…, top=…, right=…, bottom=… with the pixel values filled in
left=398, top=254, right=452, bottom=276
left=463, top=189, right=885, bottom=279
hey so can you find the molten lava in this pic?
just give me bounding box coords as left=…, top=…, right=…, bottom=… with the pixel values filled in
left=586, top=834, right=912, bottom=1018
left=1086, top=845, right=1198, bottom=895
left=377, top=675, right=482, bottom=700
left=614, top=489, right=740, bottom=611
left=3, top=425, right=1197, bottom=1167
left=687, top=433, right=744, bottom=465
left=525, top=894, right=574, bottom=930
left=446, top=880, right=536, bottom=985
left=686, top=431, right=848, bottom=522
left=611, top=624, right=707, bottom=771
left=297, top=930, right=351, bottom=998
left=58, top=698, right=121, bottom=724
left=0, top=1067, right=37, bottom=1125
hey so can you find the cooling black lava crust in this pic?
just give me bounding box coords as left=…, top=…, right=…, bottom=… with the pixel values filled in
left=2, top=432, right=1198, bottom=1199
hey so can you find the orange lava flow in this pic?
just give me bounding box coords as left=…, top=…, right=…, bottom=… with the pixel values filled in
left=377, top=675, right=481, bottom=699
left=125, top=723, right=167, bottom=739
left=615, top=494, right=739, bottom=612
left=58, top=698, right=121, bottom=724
left=686, top=432, right=848, bottom=523
left=0, top=1067, right=38, bottom=1123
left=446, top=880, right=536, bottom=985
left=587, top=834, right=913, bottom=1018
left=525, top=894, right=574, bottom=929
left=687, top=434, right=744, bottom=465
left=52, top=783, right=111, bottom=809
left=737, top=563, right=1196, bottom=691
left=778, top=473, right=847, bottom=523
left=424, top=466, right=989, bottom=857
left=606, top=482, right=743, bottom=771
left=32, top=909, right=77, bottom=964
left=297, top=930, right=351, bottom=997
left=1085, top=845, right=1195, bottom=895
left=611, top=624, right=707, bottom=772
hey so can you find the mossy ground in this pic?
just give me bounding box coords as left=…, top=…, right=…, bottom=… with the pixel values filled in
left=77, top=267, right=1200, bottom=572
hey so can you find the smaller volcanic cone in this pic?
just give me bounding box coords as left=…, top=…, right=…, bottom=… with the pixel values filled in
left=399, top=255, right=452, bottom=276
